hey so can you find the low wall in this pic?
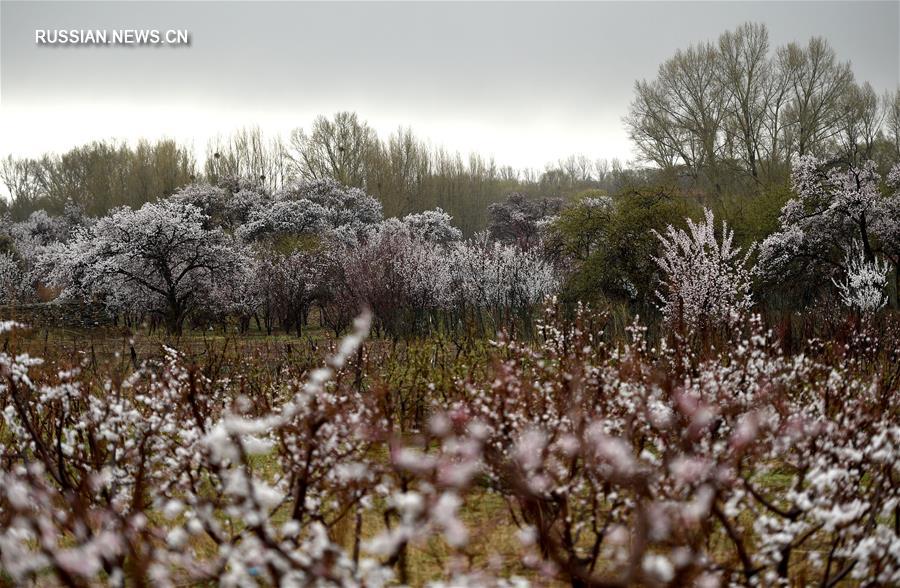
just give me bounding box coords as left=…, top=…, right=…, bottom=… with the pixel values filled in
left=0, top=302, right=113, bottom=329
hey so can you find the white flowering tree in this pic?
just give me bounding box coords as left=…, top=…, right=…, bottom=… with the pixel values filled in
left=206, top=251, right=264, bottom=331
left=319, top=219, right=555, bottom=337
left=448, top=234, right=559, bottom=313
left=832, top=240, right=889, bottom=313
left=237, top=199, right=329, bottom=242
left=652, top=208, right=756, bottom=332
left=759, top=157, right=899, bottom=305
left=39, top=200, right=246, bottom=333
left=872, top=163, right=900, bottom=301
left=400, top=207, right=462, bottom=243
left=487, top=192, right=563, bottom=250
left=278, top=179, right=383, bottom=231
left=322, top=221, right=451, bottom=336
left=255, top=250, right=324, bottom=335
left=0, top=209, right=72, bottom=270
left=171, top=183, right=272, bottom=231
left=0, top=252, right=32, bottom=304
left=237, top=179, right=383, bottom=242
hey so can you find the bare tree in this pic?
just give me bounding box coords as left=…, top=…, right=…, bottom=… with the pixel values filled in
left=205, top=126, right=286, bottom=192
left=625, top=41, right=729, bottom=188
left=718, top=22, right=771, bottom=179
left=558, top=154, right=593, bottom=183
left=0, top=155, right=43, bottom=208
left=760, top=47, right=793, bottom=177
left=2, top=140, right=195, bottom=217
left=593, top=158, right=610, bottom=184
left=778, top=37, right=854, bottom=157
left=286, top=112, right=378, bottom=188
left=838, top=82, right=884, bottom=163
left=883, top=88, right=900, bottom=159
left=366, top=127, right=432, bottom=217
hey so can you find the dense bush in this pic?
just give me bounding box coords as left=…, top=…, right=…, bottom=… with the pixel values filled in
left=548, top=187, right=698, bottom=313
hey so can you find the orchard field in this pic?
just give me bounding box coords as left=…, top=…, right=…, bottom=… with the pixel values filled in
left=1, top=298, right=898, bottom=587
left=1, top=20, right=900, bottom=588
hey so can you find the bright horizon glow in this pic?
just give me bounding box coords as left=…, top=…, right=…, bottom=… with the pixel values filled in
left=0, top=101, right=637, bottom=173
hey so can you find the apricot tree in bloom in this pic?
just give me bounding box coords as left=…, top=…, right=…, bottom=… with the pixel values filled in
left=277, top=179, right=383, bottom=231
left=254, top=250, right=324, bottom=336
left=400, top=207, right=462, bottom=243
left=832, top=240, right=890, bottom=313
left=447, top=234, right=559, bottom=312
left=652, top=208, right=755, bottom=332
left=758, top=157, right=897, bottom=300
left=236, top=180, right=383, bottom=242
left=872, top=163, right=900, bottom=297
left=323, top=221, right=453, bottom=336
left=171, top=183, right=272, bottom=231
left=0, top=252, right=32, bottom=304
left=237, top=199, right=329, bottom=242
left=39, top=200, right=246, bottom=333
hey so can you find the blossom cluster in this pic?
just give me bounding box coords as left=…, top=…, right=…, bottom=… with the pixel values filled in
left=653, top=208, right=756, bottom=331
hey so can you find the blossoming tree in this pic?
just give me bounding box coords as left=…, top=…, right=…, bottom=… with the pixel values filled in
left=652, top=208, right=756, bottom=332
left=39, top=200, right=246, bottom=333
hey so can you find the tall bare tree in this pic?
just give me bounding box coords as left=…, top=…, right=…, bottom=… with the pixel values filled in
left=205, top=127, right=286, bottom=192
left=626, top=41, right=729, bottom=189
left=366, top=127, right=431, bottom=217
left=838, top=82, right=884, bottom=163
left=2, top=140, right=195, bottom=218
left=778, top=37, right=854, bottom=157
left=0, top=156, right=43, bottom=210
left=287, top=112, right=378, bottom=188
left=718, top=22, right=771, bottom=180
left=883, top=88, right=900, bottom=160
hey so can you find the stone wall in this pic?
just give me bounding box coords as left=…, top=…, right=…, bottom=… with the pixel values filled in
left=0, top=302, right=113, bottom=329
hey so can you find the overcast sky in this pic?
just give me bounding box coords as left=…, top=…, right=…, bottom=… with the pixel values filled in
left=1, top=1, right=898, bottom=170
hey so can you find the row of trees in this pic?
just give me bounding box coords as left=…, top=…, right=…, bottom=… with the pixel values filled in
left=13, top=179, right=554, bottom=336
left=2, top=120, right=638, bottom=236
left=279, top=114, right=649, bottom=228
left=0, top=139, right=196, bottom=218
left=0, top=154, right=896, bottom=337
left=626, top=22, right=900, bottom=191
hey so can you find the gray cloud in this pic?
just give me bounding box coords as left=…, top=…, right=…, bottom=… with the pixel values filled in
left=2, top=1, right=898, bottom=169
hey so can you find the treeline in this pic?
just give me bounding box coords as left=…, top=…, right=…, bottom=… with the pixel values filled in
left=626, top=22, right=900, bottom=192
left=1, top=119, right=648, bottom=235
left=0, top=140, right=196, bottom=219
